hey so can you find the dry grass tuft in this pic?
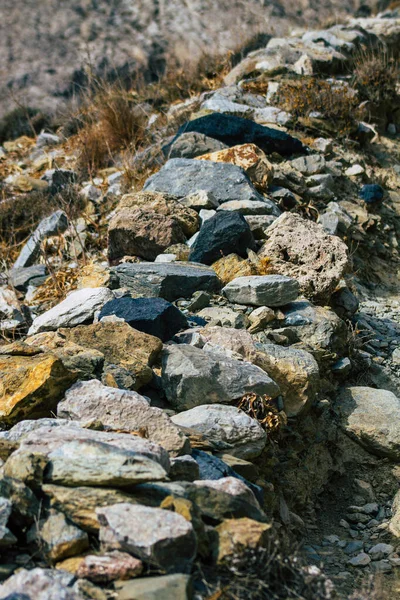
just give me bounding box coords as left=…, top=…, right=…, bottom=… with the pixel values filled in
left=237, top=393, right=287, bottom=434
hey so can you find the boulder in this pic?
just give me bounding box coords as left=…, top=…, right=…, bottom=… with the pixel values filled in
left=195, top=143, right=275, bottom=190
left=99, top=297, right=188, bottom=342
left=189, top=211, right=255, bottom=265
left=161, top=344, right=279, bottom=411
left=36, top=510, right=89, bottom=562
left=97, top=503, right=197, bottom=573
left=77, top=551, right=143, bottom=583
left=43, top=439, right=167, bottom=487
left=111, top=262, right=221, bottom=301
left=165, top=114, right=305, bottom=156
left=0, top=353, right=76, bottom=426
left=144, top=158, right=267, bottom=205
left=215, top=518, right=271, bottom=563
left=259, top=213, right=349, bottom=303
left=115, top=574, right=192, bottom=600
left=222, top=275, right=299, bottom=307
left=14, top=210, right=68, bottom=269
left=108, top=207, right=186, bottom=262
left=171, top=404, right=267, bottom=459
left=0, top=568, right=80, bottom=600
left=28, top=287, right=114, bottom=335
left=58, top=380, right=189, bottom=455
left=337, top=387, right=400, bottom=460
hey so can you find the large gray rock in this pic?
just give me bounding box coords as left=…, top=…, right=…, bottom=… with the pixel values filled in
left=337, top=387, right=400, bottom=460
left=58, top=380, right=189, bottom=456
left=0, top=568, right=79, bottom=600
left=171, top=404, right=267, bottom=459
left=260, top=212, right=349, bottom=303
left=14, top=210, right=69, bottom=269
left=115, top=574, right=192, bottom=600
left=28, top=287, right=114, bottom=335
left=223, top=275, right=299, bottom=307
left=97, top=503, right=197, bottom=573
left=143, top=158, right=266, bottom=205
left=111, top=262, right=220, bottom=301
left=161, top=344, right=280, bottom=411
left=44, top=439, right=168, bottom=487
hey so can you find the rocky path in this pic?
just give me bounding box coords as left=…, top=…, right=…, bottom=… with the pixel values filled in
left=0, top=9, right=400, bottom=600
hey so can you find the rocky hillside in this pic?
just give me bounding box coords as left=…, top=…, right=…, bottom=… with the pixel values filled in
left=1, top=8, right=400, bottom=600
left=0, top=0, right=383, bottom=117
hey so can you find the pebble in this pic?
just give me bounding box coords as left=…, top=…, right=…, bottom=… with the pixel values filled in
left=348, top=552, right=371, bottom=567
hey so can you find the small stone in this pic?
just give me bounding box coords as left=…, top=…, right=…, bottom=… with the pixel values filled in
left=290, top=155, right=325, bottom=175
left=114, top=573, right=192, bottom=600
left=345, top=164, right=364, bottom=176
left=359, top=184, right=384, bottom=204
left=215, top=518, right=271, bottom=563
left=37, top=510, right=89, bottom=562
left=368, top=543, right=394, bottom=560
left=344, top=541, right=364, bottom=555
left=14, top=211, right=69, bottom=269
left=180, top=190, right=219, bottom=210
left=371, top=559, right=392, bottom=573
left=348, top=552, right=371, bottom=567
left=169, top=456, right=200, bottom=482
left=223, top=275, right=299, bottom=307
left=77, top=551, right=143, bottom=583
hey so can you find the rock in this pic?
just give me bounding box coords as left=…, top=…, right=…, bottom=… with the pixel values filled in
left=58, top=380, right=189, bottom=456
left=211, top=254, right=256, bottom=285
left=0, top=353, right=76, bottom=426
left=99, top=297, right=188, bottom=342
left=389, top=490, right=400, bottom=537
left=331, top=357, right=351, bottom=376
left=111, top=262, right=221, bottom=301
left=217, top=199, right=280, bottom=217
left=49, top=321, right=162, bottom=391
left=331, top=285, right=359, bottom=319
left=0, top=287, right=26, bottom=333
left=223, top=275, right=299, bottom=307
left=169, top=456, right=200, bottom=482
left=345, top=164, right=364, bottom=176
left=168, top=131, right=228, bottom=159
left=180, top=190, right=219, bottom=210
left=197, top=307, right=248, bottom=329
left=344, top=541, right=364, bottom=555
left=193, top=477, right=260, bottom=510
left=108, top=207, right=186, bottom=262
left=201, top=93, right=253, bottom=117
left=253, top=106, right=292, bottom=126
left=37, top=510, right=89, bottom=562
left=215, top=518, right=271, bottom=563
left=36, top=132, right=60, bottom=148
left=97, top=504, right=197, bottom=573
left=166, top=114, right=305, bottom=156
left=248, top=306, right=275, bottom=332
left=44, top=439, right=167, bottom=487
left=76, top=551, right=142, bottom=583
left=337, top=387, right=400, bottom=460
left=368, top=543, right=394, bottom=560
left=348, top=552, right=371, bottom=567
left=162, top=344, right=279, bottom=411
left=359, top=184, right=384, bottom=204
left=14, top=211, right=69, bottom=269
left=118, top=191, right=199, bottom=237
left=259, top=213, right=349, bottom=303
left=185, top=291, right=210, bottom=312
left=28, top=287, right=114, bottom=335
left=144, top=158, right=268, bottom=206
left=195, top=143, right=275, bottom=189
left=172, top=404, right=267, bottom=459
left=189, top=211, right=255, bottom=265
left=254, top=343, right=319, bottom=417
left=0, top=568, right=80, bottom=600
left=115, top=574, right=192, bottom=600
left=42, top=169, right=76, bottom=192
left=197, top=326, right=258, bottom=361
left=9, top=265, right=47, bottom=292
left=290, top=155, right=326, bottom=175
left=318, top=202, right=352, bottom=236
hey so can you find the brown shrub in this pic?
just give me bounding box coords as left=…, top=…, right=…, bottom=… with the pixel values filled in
left=274, top=77, right=361, bottom=136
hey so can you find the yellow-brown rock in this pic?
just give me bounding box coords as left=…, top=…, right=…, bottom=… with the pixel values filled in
left=196, top=143, right=274, bottom=190
left=212, top=254, right=256, bottom=285
left=76, top=263, right=112, bottom=290
left=0, top=353, right=77, bottom=426
left=56, top=555, right=86, bottom=575
left=118, top=191, right=199, bottom=237
left=215, top=517, right=272, bottom=564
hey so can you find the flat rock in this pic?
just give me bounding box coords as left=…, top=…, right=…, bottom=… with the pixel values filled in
left=189, top=211, right=255, bottom=265
left=171, top=404, right=267, bottom=459
left=165, top=114, right=305, bottom=156
left=77, top=551, right=143, bottom=583
left=0, top=353, right=76, bottom=426
left=99, top=297, right=188, bottom=342
left=161, top=344, right=279, bottom=411
left=97, top=503, right=197, bottom=573
left=44, top=439, right=167, bottom=487
left=28, top=287, right=114, bottom=335
left=217, top=199, right=280, bottom=216
left=223, top=275, right=299, bottom=307
left=0, top=568, right=80, bottom=600
left=144, top=158, right=267, bottom=205
left=260, top=212, right=349, bottom=303
left=111, top=262, right=221, bottom=301
left=337, top=387, right=400, bottom=460
left=58, top=380, right=189, bottom=456
left=115, top=573, right=192, bottom=600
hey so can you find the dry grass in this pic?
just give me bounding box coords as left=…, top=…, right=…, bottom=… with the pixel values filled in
left=274, top=77, right=361, bottom=137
